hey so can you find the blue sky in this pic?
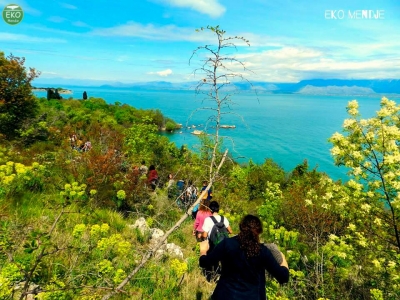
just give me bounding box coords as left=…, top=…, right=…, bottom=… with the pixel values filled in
left=1, top=0, right=399, bottom=85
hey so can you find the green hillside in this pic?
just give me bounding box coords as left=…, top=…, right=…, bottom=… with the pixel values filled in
left=1, top=52, right=400, bottom=300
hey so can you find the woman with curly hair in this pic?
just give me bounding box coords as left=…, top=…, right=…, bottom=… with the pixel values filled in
left=199, top=214, right=289, bottom=300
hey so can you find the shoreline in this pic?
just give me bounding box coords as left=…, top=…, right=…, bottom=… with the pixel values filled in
left=32, top=88, right=73, bottom=94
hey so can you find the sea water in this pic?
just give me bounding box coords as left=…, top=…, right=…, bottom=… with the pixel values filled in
left=34, top=87, right=399, bottom=180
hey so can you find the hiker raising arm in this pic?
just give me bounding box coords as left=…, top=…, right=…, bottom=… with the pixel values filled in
left=199, top=214, right=289, bottom=300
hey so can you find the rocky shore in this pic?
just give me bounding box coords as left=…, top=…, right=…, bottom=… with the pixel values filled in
left=32, top=88, right=73, bottom=94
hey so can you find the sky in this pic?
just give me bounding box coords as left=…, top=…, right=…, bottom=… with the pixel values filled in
left=1, top=0, right=399, bottom=85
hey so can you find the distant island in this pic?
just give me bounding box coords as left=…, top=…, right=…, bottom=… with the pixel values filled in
left=32, top=87, right=73, bottom=94
left=297, top=85, right=376, bottom=95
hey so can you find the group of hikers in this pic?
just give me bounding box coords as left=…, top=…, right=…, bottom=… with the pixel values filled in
left=160, top=172, right=290, bottom=298
left=69, top=134, right=92, bottom=152
left=142, top=164, right=290, bottom=298
left=125, top=159, right=290, bottom=297
left=165, top=175, right=213, bottom=211
left=108, top=158, right=290, bottom=297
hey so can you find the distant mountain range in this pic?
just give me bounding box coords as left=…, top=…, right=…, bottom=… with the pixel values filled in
left=234, top=79, right=400, bottom=95
left=33, top=79, right=400, bottom=95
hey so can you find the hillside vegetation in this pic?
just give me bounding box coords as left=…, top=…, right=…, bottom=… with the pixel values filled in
left=1, top=52, right=400, bottom=300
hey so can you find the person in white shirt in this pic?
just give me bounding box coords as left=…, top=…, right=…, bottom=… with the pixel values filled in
left=202, top=201, right=233, bottom=248
left=201, top=200, right=233, bottom=282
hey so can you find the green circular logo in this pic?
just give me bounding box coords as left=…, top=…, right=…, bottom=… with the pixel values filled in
left=2, top=4, right=23, bottom=25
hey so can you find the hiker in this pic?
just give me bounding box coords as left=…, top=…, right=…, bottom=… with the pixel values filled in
left=191, top=203, right=199, bottom=219
left=185, top=180, right=198, bottom=205
left=147, top=165, right=158, bottom=191
left=139, top=160, right=148, bottom=176
left=82, top=140, right=92, bottom=152
left=166, top=173, right=175, bottom=188
left=76, top=137, right=84, bottom=151
left=132, top=165, right=140, bottom=177
left=166, top=173, right=176, bottom=199
left=193, top=199, right=212, bottom=242
left=199, top=214, right=289, bottom=299
left=202, top=201, right=233, bottom=249
left=200, top=180, right=213, bottom=201
left=177, top=179, right=185, bottom=193
left=176, top=179, right=186, bottom=207
left=201, top=201, right=233, bottom=281
left=69, top=134, right=77, bottom=149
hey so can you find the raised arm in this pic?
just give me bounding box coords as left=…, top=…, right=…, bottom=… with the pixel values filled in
left=262, top=247, right=289, bottom=284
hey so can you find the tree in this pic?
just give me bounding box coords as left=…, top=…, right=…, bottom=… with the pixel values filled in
left=46, top=88, right=53, bottom=100
left=330, top=97, right=400, bottom=251
left=46, top=88, right=61, bottom=100
left=325, top=97, right=400, bottom=299
left=124, top=116, right=159, bottom=161
left=190, top=26, right=251, bottom=181
left=0, top=52, right=40, bottom=139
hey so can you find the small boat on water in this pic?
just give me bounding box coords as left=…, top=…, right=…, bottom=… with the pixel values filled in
left=220, top=125, right=236, bottom=129
left=191, top=130, right=204, bottom=135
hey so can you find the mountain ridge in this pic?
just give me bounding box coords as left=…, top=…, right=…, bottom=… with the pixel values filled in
left=33, top=79, right=400, bottom=95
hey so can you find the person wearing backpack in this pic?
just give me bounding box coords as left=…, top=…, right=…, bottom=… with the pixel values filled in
left=185, top=180, right=198, bottom=204
left=202, top=201, right=233, bottom=250
left=199, top=214, right=289, bottom=300
left=201, top=201, right=233, bottom=281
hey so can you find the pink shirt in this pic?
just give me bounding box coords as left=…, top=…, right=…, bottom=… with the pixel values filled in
left=194, top=210, right=212, bottom=232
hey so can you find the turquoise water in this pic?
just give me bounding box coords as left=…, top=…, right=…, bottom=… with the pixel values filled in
left=35, top=87, right=399, bottom=180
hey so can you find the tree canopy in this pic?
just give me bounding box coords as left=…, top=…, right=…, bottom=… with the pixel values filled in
left=0, top=52, right=40, bottom=139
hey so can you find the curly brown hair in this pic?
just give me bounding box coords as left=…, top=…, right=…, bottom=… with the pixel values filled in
left=237, top=215, right=263, bottom=258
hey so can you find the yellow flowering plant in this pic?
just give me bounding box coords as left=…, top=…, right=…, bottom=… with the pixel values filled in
left=0, top=160, right=46, bottom=198
left=328, top=97, right=400, bottom=297
left=60, top=181, right=88, bottom=203
left=330, top=98, right=400, bottom=251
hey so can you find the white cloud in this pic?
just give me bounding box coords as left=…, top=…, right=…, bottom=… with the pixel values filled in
left=91, top=22, right=215, bottom=43
left=41, top=71, right=58, bottom=75
left=116, top=55, right=130, bottom=62
left=60, top=2, right=77, bottom=10
left=148, top=69, right=173, bottom=77
left=233, top=46, right=400, bottom=82
left=48, top=16, right=66, bottom=23
left=0, top=32, right=66, bottom=44
left=157, top=0, right=225, bottom=17
left=72, top=21, right=89, bottom=27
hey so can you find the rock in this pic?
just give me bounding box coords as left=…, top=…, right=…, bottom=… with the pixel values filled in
left=154, top=243, right=183, bottom=259
left=129, top=217, right=150, bottom=235
left=165, top=243, right=184, bottom=259
left=149, top=228, right=165, bottom=246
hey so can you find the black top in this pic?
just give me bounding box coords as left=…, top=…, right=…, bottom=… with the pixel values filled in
left=199, top=236, right=289, bottom=300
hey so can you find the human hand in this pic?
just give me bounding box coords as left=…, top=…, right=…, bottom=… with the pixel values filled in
left=280, top=252, right=289, bottom=269
left=199, top=240, right=209, bottom=255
